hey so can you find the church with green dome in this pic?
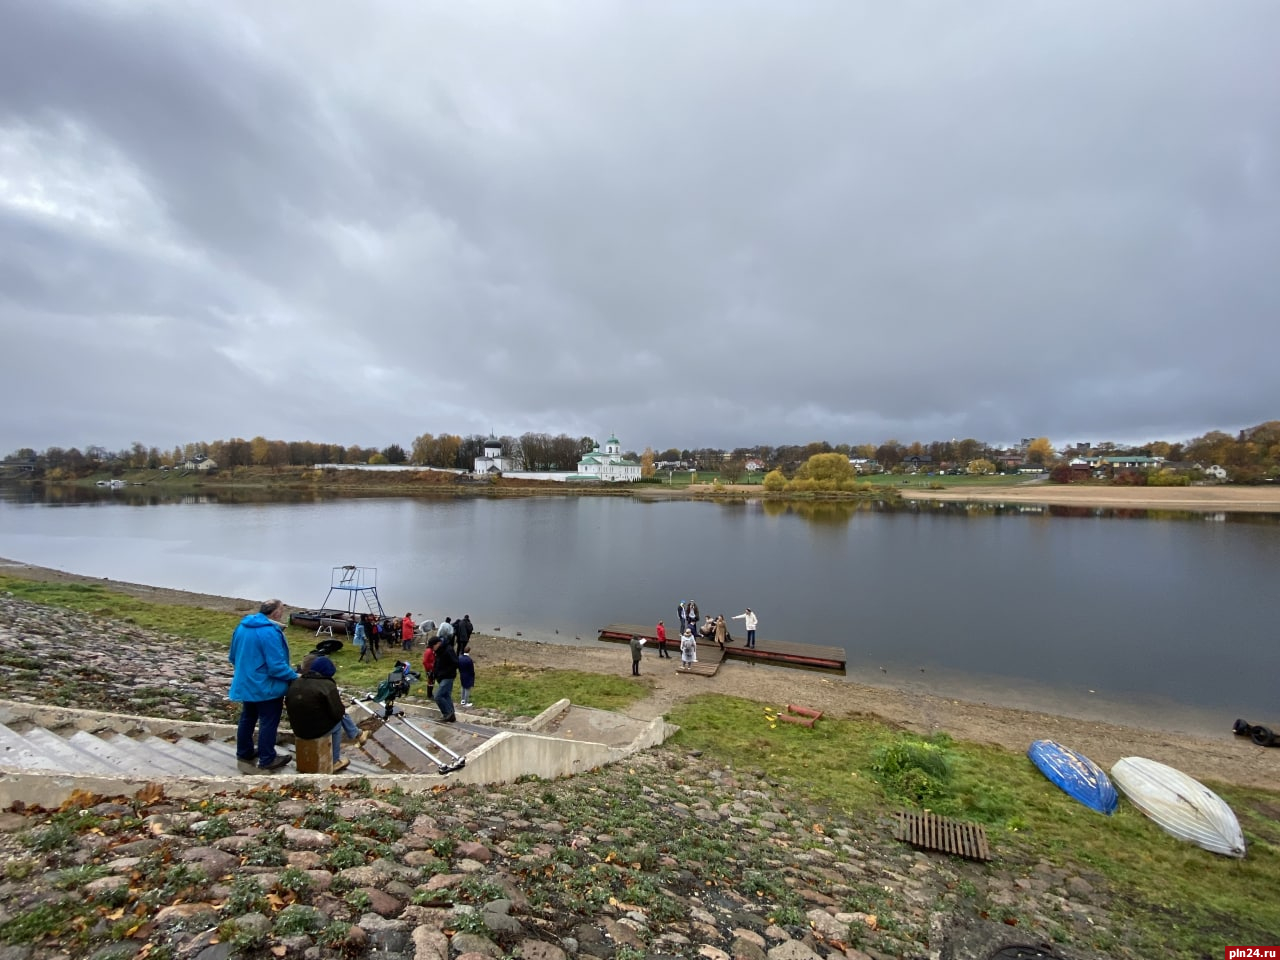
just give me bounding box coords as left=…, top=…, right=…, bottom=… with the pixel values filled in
left=573, top=435, right=641, bottom=482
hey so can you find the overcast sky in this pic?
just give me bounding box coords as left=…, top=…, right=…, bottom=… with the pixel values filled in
left=2, top=1, right=1277, bottom=456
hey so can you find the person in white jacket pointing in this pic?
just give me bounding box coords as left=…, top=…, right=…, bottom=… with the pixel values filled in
left=732, top=608, right=758, bottom=649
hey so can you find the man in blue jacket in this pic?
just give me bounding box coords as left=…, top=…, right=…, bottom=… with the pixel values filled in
left=229, top=599, right=298, bottom=772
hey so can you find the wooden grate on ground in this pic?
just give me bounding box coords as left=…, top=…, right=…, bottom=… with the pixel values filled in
left=893, top=810, right=990, bottom=861
left=674, top=659, right=721, bottom=677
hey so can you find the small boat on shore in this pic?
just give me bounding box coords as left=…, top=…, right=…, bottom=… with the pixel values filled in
left=287, top=565, right=387, bottom=635
left=288, top=610, right=359, bottom=634
left=1028, top=740, right=1117, bottom=815
left=1111, top=756, right=1245, bottom=858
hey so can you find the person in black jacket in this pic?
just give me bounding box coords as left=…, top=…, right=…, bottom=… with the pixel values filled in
left=431, top=637, right=459, bottom=723
left=285, top=656, right=362, bottom=772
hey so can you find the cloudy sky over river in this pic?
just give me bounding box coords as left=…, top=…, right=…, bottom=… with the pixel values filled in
left=2, top=2, right=1277, bottom=454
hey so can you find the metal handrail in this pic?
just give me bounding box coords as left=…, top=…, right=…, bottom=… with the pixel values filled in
left=349, top=697, right=465, bottom=774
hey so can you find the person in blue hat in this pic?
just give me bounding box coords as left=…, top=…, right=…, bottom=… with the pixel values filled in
left=285, top=654, right=365, bottom=772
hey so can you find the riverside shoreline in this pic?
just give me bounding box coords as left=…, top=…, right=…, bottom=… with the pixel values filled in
left=684, top=480, right=1280, bottom=513
left=28, top=470, right=1280, bottom=513
left=895, top=482, right=1280, bottom=513
left=3, top=558, right=1277, bottom=791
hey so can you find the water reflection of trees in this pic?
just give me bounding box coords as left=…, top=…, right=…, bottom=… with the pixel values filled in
left=6, top=483, right=1280, bottom=526
left=0, top=483, right=328, bottom=507
left=761, top=500, right=871, bottom=524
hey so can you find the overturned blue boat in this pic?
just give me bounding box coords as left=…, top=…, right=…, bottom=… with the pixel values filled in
left=1028, top=739, right=1118, bottom=815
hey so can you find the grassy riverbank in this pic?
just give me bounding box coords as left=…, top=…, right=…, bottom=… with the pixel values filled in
left=1, top=573, right=1277, bottom=956
left=37, top=464, right=910, bottom=504
left=14, top=464, right=1280, bottom=514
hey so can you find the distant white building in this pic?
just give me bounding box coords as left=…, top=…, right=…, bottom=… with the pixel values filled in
left=1203, top=464, right=1228, bottom=481
left=473, top=435, right=516, bottom=474
left=574, top=435, right=641, bottom=482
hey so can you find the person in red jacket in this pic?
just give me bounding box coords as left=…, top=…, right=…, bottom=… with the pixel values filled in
left=421, top=635, right=438, bottom=698
left=655, top=620, right=671, bottom=659
left=401, top=613, right=416, bottom=651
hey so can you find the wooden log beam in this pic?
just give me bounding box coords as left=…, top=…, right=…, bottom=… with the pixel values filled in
left=295, top=737, right=333, bottom=774
left=786, top=704, right=824, bottom=719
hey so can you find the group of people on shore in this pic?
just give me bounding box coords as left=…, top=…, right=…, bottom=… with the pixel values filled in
left=676, top=602, right=758, bottom=649
left=419, top=617, right=477, bottom=722
left=227, top=601, right=479, bottom=774
left=632, top=604, right=759, bottom=674
left=353, top=611, right=461, bottom=661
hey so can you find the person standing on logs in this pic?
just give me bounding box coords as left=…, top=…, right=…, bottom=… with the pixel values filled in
left=679, top=627, right=698, bottom=671
left=733, top=607, right=758, bottom=649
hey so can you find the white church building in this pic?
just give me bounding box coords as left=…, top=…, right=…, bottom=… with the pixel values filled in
left=574, top=435, right=641, bottom=482
left=473, top=435, right=516, bottom=474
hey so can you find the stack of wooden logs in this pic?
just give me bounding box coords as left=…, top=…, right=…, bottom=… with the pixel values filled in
left=778, top=704, right=823, bottom=728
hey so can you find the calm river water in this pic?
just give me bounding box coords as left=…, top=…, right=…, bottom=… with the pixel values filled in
left=2, top=487, right=1277, bottom=734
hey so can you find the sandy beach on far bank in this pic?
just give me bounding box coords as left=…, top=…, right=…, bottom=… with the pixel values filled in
left=691, top=480, right=1280, bottom=513
left=3, top=557, right=1278, bottom=790
left=896, top=482, right=1280, bottom=513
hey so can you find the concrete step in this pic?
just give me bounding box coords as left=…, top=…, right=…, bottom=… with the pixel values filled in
left=101, top=733, right=197, bottom=776
left=21, top=727, right=118, bottom=775
left=3, top=718, right=407, bottom=780
left=0, top=723, right=63, bottom=772
left=171, top=736, right=238, bottom=777
left=141, top=736, right=226, bottom=777
left=66, top=729, right=157, bottom=776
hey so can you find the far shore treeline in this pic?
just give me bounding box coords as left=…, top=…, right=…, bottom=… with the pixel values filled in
left=4, top=419, right=1280, bottom=484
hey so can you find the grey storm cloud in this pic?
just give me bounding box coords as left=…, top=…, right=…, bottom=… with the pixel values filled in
left=1, top=0, right=1277, bottom=455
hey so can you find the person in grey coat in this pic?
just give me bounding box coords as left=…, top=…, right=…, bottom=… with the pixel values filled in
left=629, top=634, right=645, bottom=676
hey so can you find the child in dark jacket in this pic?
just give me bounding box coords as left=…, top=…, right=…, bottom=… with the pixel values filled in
left=421, top=636, right=438, bottom=698
left=284, top=655, right=362, bottom=772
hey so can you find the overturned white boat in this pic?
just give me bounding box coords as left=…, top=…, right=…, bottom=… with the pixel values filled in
left=1111, top=756, right=1246, bottom=858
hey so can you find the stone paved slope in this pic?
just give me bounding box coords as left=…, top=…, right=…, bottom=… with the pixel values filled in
left=0, top=594, right=1136, bottom=959
left=0, top=752, right=1129, bottom=960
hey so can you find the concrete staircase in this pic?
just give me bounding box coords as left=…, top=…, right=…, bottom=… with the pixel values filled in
left=0, top=716, right=382, bottom=779
left=0, top=698, right=678, bottom=809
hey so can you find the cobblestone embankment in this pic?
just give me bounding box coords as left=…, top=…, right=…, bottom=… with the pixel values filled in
left=0, top=596, right=1134, bottom=960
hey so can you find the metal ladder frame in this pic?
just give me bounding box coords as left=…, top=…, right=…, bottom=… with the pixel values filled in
left=349, top=697, right=466, bottom=775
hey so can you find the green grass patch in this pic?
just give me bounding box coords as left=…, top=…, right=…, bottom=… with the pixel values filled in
left=0, top=900, right=91, bottom=945
left=855, top=472, right=1032, bottom=488
left=666, top=694, right=1280, bottom=957
left=474, top=665, right=651, bottom=716
left=0, top=576, right=241, bottom=645
left=869, top=734, right=954, bottom=805
left=321, top=655, right=648, bottom=718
